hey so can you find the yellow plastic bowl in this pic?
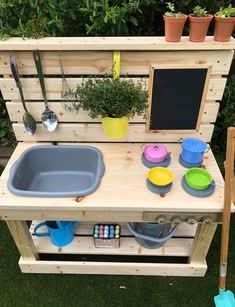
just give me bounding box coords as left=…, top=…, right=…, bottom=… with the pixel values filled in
left=147, top=167, right=174, bottom=186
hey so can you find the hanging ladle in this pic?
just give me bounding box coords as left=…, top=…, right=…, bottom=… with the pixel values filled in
left=33, top=50, right=58, bottom=132
left=10, top=53, right=36, bottom=135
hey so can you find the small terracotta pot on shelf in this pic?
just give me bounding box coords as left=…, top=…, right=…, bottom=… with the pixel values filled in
left=214, top=16, right=235, bottom=41
left=163, top=15, right=188, bottom=42
left=189, top=14, right=213, bottom=42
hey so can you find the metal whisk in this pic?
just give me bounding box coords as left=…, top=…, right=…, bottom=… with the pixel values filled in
left=58, top=53, right=77, bottom=112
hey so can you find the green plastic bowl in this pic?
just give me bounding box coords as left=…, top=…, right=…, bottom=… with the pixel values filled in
left=185, top=168, right=212, bottom=190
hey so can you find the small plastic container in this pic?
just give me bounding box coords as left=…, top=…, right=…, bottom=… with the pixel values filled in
left=143, top=144, right=168, bottom=163
left=181, top=138, right=208, bottom=164
left=93, top=224, right=121, bottom=248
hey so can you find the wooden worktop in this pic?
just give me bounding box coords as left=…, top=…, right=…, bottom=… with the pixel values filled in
left=0, top=142, right=225, bottom=220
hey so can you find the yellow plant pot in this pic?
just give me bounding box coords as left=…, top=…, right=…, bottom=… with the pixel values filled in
left=102, top=117, right=129, bottom=139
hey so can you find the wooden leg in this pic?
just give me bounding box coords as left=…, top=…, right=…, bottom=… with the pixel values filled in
left=189, top=223, right=217, bottom=264
left=6, top=221, right=39, bottom=260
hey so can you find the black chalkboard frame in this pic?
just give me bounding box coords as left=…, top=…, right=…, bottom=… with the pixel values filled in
left=146, top=64, right=212, bottom=133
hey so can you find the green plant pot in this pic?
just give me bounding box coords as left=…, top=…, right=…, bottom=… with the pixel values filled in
left=185, top=168, right=212, bottom=190
left=102, top=117, right=129, bottom=139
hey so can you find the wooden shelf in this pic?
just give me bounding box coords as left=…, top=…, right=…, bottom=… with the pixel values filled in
left=31, top=236, right=193, bottom=257
left=0, top=36, right=234, bottom=51
left=30, top=221, right=196, bottom=257
left=30, top=221, right=198, bottom=237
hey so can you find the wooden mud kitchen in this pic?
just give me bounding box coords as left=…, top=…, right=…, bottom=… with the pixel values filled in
left=0, top=37, right=234, bottom=276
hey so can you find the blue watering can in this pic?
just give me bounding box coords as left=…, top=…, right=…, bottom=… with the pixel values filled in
left=34, top=221, right=79, bottom=247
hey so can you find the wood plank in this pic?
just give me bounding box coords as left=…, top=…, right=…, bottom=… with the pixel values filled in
left=189, top=224, right=217, bottom=264
left=30, top=221, right=197, bottom=237
left=1, top=211, right=222, bottom=223
left=0, top=51, right=112, bottom=75
left=31, top=236, right=193, bottom=256
left=121, top=51, right=233, bottom=75
left=12, top=123, right=214, bottom=142
left=0, top=143, right=225, bottom=214
left=0, top=36, right=234, bottom=51
left=0, top=50, right=233, bottom=75
left=6, top=101, right=220, bottom=124
left=19, top=258, right=207, bottom=276
left=0, top=77, right=227, bottom=101
left=6, top=221, right=38, bottom=260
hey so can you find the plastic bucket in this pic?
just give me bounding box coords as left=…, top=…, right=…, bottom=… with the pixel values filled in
left=34, top=221, right=79, bottom=247
left=127, top=222, right=177, bottom=249
left=181, top=138, right=208, bottom=164
left=102, top=117, right=128, bottom=139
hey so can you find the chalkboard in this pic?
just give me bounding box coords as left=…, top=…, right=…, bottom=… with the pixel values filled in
left=147, top=65, right=211, bottom=132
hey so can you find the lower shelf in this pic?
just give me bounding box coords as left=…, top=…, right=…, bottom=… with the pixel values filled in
left=30, top=221, right=196, bottom=257
left=19, top=258, right=207, bottom=277
left=25, top=221, right=203, bottom=276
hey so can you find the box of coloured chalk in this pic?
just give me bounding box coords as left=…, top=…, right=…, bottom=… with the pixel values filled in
left=93, top=224, right=121, bottom=248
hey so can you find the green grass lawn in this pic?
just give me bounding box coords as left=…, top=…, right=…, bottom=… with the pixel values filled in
left=0, top=218, right=234, bottom=307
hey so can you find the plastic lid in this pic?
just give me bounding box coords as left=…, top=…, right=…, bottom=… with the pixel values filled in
left=182, top=138, right=207, bottom=153
left=144, top=144, right=168, bottom=161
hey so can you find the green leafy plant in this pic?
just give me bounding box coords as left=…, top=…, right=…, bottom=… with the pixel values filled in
left=0, top=0, right=74, bottom=38
left=216, top=4, right=235, bottom=17
left=79, top=0, right=142, bottom=35
left=211, top=75, right=235, bottom=171
left=165, top=2, right=185, bottom=18
left=71, top=78, right=148, bottom=119
left=0, top=98, right=16, bottom=146
left=0, top=0, right=232, bottom=38
left=193, top=5, right=208, bottom=17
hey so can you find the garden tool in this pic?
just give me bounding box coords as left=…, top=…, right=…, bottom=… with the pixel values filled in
left=214, top=127, right=235, bottom=307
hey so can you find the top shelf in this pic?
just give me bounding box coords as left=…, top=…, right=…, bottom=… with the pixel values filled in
left=0, top=36, right=235, bottom=51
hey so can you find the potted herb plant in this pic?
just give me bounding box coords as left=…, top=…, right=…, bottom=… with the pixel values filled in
left=214, top=5, right=235, bottom=42
left=72, top=78, right=147, bottom=139
left=189, top=6, right=213, bottom=42
left=164, top=2, right=188, bottom=42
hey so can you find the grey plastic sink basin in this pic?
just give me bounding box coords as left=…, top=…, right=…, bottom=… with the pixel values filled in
left=7, top=145, right=105, bottom=197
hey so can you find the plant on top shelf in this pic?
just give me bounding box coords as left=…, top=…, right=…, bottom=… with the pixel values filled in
left=163, top=2, right=187, bottom=42
left=214, top=5, right=235, bottom=42
left=189, top=6, right=213, bottom=42
left=70, top=77, right=148, bottom=139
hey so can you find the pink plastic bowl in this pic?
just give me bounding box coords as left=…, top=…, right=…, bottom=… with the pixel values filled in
left=143, top=144, right=168, bottom=163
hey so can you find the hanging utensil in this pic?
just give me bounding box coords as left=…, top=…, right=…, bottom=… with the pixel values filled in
left=58, top=53, right=76, bottom=112
left=33, top=50, right=58, bottom=132
left=10, top=53, right=36, bottom=135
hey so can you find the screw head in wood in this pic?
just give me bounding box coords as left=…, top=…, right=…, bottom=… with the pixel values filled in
left=171, top=216, right=182, bottom=225
left=186, top=216, right=197, bottom=225
left=156, top=215, right=166, bottom=224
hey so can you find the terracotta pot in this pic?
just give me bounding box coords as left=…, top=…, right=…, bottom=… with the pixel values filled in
left=189, top=14, right=213, bottom=42
left=164, top=15, right=188, bottom=42
left=214, top=16, right=235, bottom=42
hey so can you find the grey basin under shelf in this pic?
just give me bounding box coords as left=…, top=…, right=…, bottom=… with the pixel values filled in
left=7, top=145, right=105, bottom=197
